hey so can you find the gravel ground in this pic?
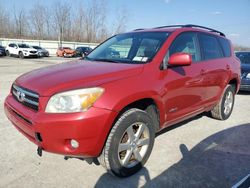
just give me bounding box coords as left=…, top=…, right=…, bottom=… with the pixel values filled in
left=0, top=56, right=249, bottom=188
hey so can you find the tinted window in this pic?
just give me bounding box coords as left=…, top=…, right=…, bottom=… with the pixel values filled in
left=18, top=44, right=30, bottom=48
left=166, top=32, right=201, bottom=62
left=199, top=34, right=223, bottom=60
left=33, top=46, right=42, bottom=49
left=219, top=38, right=231, bottom=57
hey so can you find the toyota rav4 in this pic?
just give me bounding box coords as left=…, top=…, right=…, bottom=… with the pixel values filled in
left=4, top=25, right=241, bottom=177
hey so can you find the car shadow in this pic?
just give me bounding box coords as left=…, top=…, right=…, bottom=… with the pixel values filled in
left=94, top=167, right=151, bottom=188
left=144, top=123, right=250, bottom=187
left=94, top=124, right=250, bottom=188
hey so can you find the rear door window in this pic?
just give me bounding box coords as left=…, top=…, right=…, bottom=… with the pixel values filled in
left=199, top=33, right=223, bottom=60
left=218, top=38, right=231, bottom=57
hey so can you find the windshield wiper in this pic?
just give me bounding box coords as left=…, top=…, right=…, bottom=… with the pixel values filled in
left=90, top=58, right=121, bottom=63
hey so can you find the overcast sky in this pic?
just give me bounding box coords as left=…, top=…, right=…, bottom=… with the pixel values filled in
left=2, top=0, right=250, bottom=47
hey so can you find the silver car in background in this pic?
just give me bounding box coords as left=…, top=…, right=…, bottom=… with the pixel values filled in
left=31, top=46, right=49, bottom=57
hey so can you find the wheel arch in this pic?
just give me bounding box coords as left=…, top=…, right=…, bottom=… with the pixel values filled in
left=228, top=78, right=239, bottom=94
left=113, top=98, right=162, bottom=133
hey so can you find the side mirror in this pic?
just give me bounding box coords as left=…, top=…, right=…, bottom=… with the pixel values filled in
left=169, top=53, right=192, bottom=66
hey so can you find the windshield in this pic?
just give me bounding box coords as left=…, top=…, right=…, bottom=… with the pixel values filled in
left=236, top=52, right=250, bottom=64
left=18, top=44, right=30, bottom=48
left=87, top=31, right=170, bottom=64
left=33, top=46, right=42, bottom=49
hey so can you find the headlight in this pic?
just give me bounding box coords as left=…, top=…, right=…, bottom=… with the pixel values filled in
left=246, top=73, right=250, bottom=79
left=45, top=87, right=104, bottom=113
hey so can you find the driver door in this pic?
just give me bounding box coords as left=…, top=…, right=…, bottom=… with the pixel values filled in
left=162, top=32, right=206, bottom=124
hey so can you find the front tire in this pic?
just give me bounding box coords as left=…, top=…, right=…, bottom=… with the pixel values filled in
left=6, top=50, right=10, bottom=56
left=19, top=51, right=24, bottom=59
left=98, top=108, right=155, bottom=177
left=210, top=85, right=235, bottom=120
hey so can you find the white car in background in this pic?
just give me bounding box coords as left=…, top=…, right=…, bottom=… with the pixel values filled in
left=5, top=43, right=38, bottom=58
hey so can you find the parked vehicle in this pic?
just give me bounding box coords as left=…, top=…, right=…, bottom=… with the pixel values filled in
left=31, top=46, right=49, bottom=57
left=235, top=51, right=250, bottom=91
left=5, top=43, right=38, bottom=58
left=56, top=47, right=76, bottom=57
left=4, top=24, right=241, bottom=177
left=0, top=45, right=6, bottom=56
left=75, top=46, right=92, bottom=57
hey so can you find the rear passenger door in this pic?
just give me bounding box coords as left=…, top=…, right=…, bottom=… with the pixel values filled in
left=197, top=33, right=229, bottom=104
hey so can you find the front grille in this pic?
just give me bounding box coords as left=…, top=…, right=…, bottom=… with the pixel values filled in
left=12, top=84, right=39, bottom=111
left=30, top=51, right=37, bottom=54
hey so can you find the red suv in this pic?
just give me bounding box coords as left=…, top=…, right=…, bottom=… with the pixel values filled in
left=4, top=25, right=241, bottom=177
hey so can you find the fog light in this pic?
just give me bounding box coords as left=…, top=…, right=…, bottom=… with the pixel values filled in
left=70, top=139, right=79, bottom=149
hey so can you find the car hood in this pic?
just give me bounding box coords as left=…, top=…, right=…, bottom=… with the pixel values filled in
left=15, top=60, right=143, bottom=96
left=241, top=64, right=250, bottom=72
left=37, top=49, right=48, bottom=53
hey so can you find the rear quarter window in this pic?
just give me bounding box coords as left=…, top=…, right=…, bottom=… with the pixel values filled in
left=199, top=33, right=223, bottom=60
left=218, top=38, right=231, bottom=57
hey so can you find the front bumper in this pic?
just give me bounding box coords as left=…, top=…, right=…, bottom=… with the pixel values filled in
left=23, top=52, right=38, bottom=57
left=240, top=85, right=250, bottom=91
left=4, top=94, right=117, bottom=157
left=64, top=53, right=75, bottom=57
left=240, top=78, right=250, bottom=91
left=38, top=51, right=49, bottom=57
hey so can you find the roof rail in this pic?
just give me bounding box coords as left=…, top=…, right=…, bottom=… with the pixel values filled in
left=153, top=25, right=185, bottom=29
left=133, top=25, right=183, bottom=31
left=184, top=24, right=225, bottom=37
left=134, top=24, right=225, bottom=37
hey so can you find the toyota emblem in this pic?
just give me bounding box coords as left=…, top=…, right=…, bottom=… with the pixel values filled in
left=17, top=90, right=25, bottom=102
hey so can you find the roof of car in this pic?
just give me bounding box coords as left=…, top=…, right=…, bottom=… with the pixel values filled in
left=132, top=24, right=225, bottom=37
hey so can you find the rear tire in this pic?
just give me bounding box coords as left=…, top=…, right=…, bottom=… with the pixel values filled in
left=98, top=108, right=155, bottom=177
left=210, top=85, right=235, bottom=120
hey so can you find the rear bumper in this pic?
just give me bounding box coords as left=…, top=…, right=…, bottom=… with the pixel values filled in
left=4, top=94, right=117, bottom=157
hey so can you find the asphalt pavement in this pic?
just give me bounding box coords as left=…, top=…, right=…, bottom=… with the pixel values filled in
left=0, top=56, right=249, bottom=188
